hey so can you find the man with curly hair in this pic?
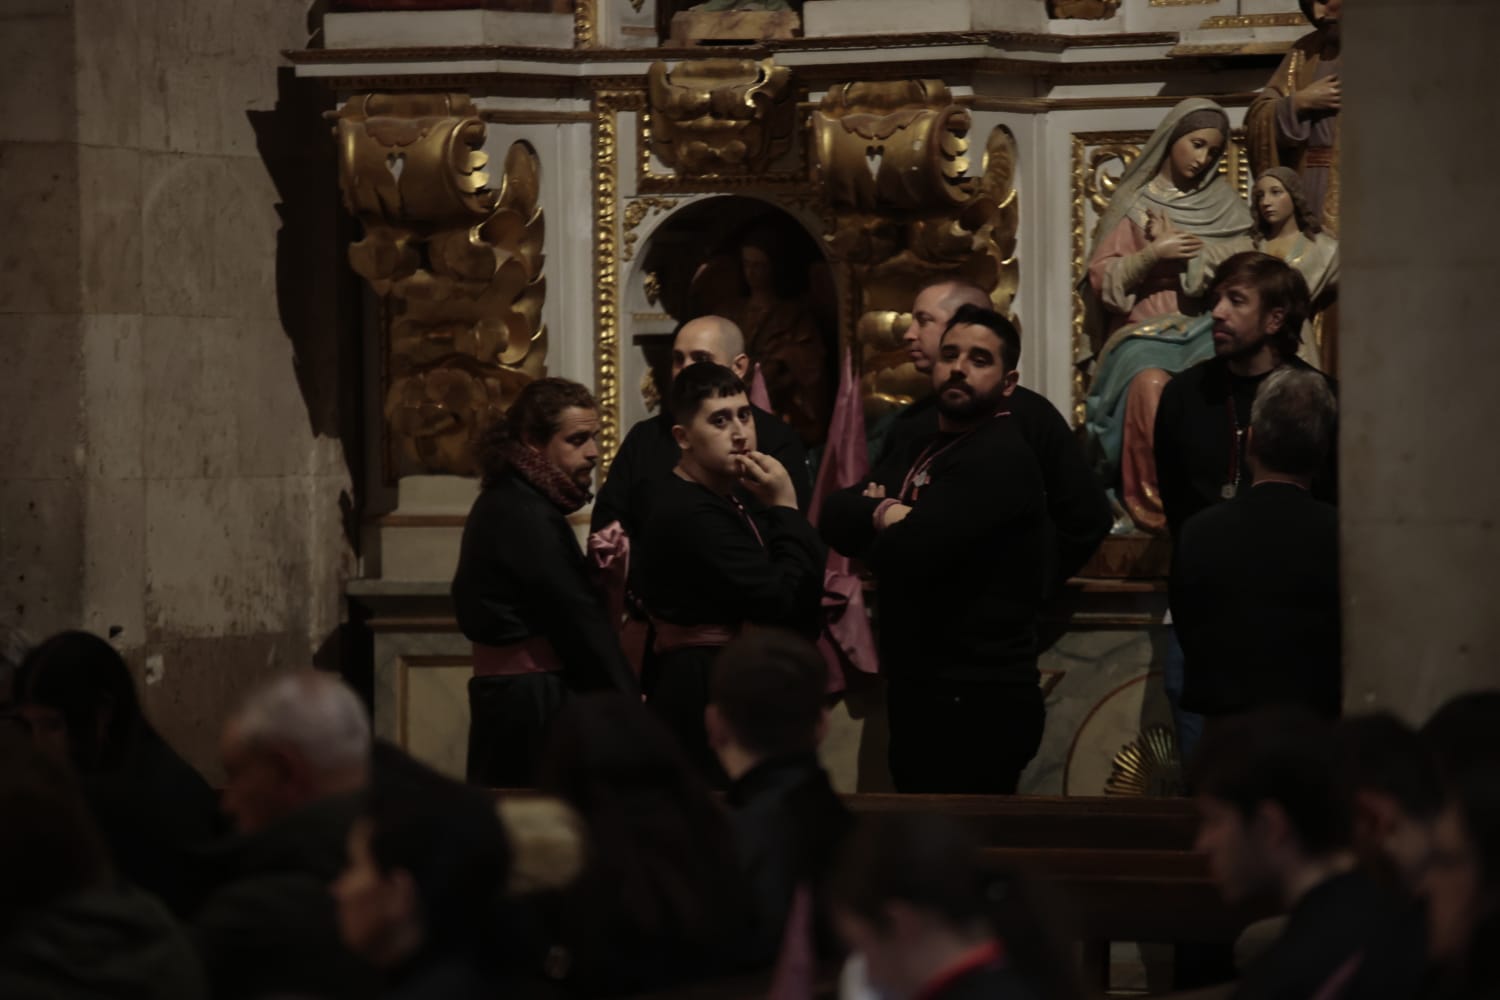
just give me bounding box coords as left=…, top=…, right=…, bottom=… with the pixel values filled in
left=452, top=377, right=637, bottom=788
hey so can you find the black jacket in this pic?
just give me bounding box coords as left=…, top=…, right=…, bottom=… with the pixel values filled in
left=880, top=387, right=1110, bottom=588
left=1154, top=355, right=1336, bottom=539
left=0, top=883, right=206, bottom=1000
left=191, top=794, right=379, bottom=1000
left=592, top=407, right=811, bottom=538
left=638, top=476, right=825, bottom=640
left=726, top=754, right=853, bottom=965
left=822, top=415, right=1047, bottom=685
left=1170, top=481, right=1340, bottom=718
left=452, top=470, right=636, bottom=694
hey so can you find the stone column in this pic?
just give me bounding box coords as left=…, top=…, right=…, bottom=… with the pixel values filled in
left=1340, top=0, right=1500, bottom=721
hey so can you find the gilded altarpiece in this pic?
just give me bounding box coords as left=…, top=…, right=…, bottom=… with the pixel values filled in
left=335, top=94, right=548, bottom=479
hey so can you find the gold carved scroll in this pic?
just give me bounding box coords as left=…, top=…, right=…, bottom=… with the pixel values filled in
left=334, top=94, right=546, bottom=478
left=813, top=81, right=1019, bottom=418
left=645, top=58, right=797, bottom=177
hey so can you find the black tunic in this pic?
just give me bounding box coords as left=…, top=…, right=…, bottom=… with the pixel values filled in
left=880, top=386, right=1111, bottom=588
left=452, top=470, right=635, bottom=695
left=452, top=470, right=637, bottom=785
left=822, top=415, right=1047, bottom=686
left=726, top=753, right=853, bottom=966
left=637, top=475, right=825, bottom=778
left=1154, top=355, right=1336, bottom=540
left=1170, top=482, right=1341, bottom=718
left=591, top=407, right=812, bottom=539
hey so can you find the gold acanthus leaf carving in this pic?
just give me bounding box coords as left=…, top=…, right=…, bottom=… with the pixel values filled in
left=334, top=93, right=546, bottom=478
left=820, top=113, right=1020, bottom=421
left=646, top=58, right=797, bottom=177
left=813, top=80, right=975, bottom=214
left=621, top=197, right=681, bottom=261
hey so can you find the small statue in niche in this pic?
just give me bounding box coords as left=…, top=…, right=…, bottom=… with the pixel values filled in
left=1246, top=0, right=1344, bottom=237
left=1080, top=98, right=1254, bottom=534
left=693, top=225, right=833, bottom=447
left=1252, top=167, right=1339, bottom=371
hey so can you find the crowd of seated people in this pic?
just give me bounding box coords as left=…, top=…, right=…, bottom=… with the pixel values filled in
left=0, top=622, right=1496, bottom=1000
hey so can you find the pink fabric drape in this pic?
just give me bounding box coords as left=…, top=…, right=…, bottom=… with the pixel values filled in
left=750, top=363, right=773, bottom=412
left=811, top=348, right=879, bottom=681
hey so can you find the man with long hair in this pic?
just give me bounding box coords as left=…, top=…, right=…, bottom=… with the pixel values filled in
left=452, top=377, right=637, bottom=788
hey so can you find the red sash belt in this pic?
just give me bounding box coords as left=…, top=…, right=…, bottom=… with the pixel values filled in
left=472, top=636, right=563, bottom=677
left=651, top=621, right=739, bottom=655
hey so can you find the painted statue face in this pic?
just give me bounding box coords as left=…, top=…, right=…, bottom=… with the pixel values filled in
left=676, top=391, right=756, bottom=480
left=1254, top=176, right=1296, bottom=231
left=536, top=406, right=600, bottom=493
left=741, top=245, right=773, bottom=295
left=933, top=322, right=1016, bottom=421
left=1310, top=0, right=1341, bottom=26
left=1166, top=128, right=1225, bottom=190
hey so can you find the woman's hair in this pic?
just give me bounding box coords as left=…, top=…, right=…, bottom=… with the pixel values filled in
left=830, top=813, right=1084, bottom=1000
left=1255, top=166, right=1321, bottom=235
left=538, top=693, right=747, bottom=947
left=12, top=631, right=154, bottom=772
left=476, top=377, right=596, bottom=488
left=0, top=730, right=111, bottom=935
left=365, top=748, right=512, bottom=959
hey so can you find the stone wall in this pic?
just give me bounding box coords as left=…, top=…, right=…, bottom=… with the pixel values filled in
left=1340, top=0, right=1500, bottom=722
left=0, top=1, right=357, bottom=779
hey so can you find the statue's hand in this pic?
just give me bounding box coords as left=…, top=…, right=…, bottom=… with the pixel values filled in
left=1153, top=232, right=1204, bottom=261
left=1295, top=74, right=1342, bottom=114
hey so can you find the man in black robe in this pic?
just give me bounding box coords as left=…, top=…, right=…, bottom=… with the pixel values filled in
left=879, top=278, right=1110, bottom=591
left=707, top=629, right=852, bottom=966
left=822, top=305, right=1048, bottom=794
left=592, top=314, right=811, bottom=541
left=637, top=364, right=825, bottom=782
left=451, top=377, right=637, bottom=787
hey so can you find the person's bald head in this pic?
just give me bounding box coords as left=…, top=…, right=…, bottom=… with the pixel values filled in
left=673, top=316, right=750, bottom=382
left=902, top=279, right=994, bottom=374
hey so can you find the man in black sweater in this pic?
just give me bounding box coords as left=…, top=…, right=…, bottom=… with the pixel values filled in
left=822, top=305, right=1048, bottom=794
left=592, top=314, right=811, bottom=541
left=451, top=377, right=637, bottom=787
left=1154, top=251, right=1334, bottom=761
left=637, top=364, right=826, bottom=782
left=1171, top=367, right=1341, bottom=720
left=879, top=278, right=1111, bottom=590
left=707, top=629, right=852, bottom=967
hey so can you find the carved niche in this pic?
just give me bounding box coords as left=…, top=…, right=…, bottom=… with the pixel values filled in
left=812, top=81, right=1019, bottom=418
left=645, top=58, right=797, bottom=176
left=334, top=93, right=546, bottom=478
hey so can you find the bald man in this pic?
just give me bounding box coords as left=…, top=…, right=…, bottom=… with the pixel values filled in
left=592, top=315, right=811, bottom=538
left=883, top=279, right=1111, bottom=588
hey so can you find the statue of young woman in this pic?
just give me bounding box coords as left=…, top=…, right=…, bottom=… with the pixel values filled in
left=1252, top=166, right=1339, bottom=372
left=1082, top=98, right=1254, bottom=533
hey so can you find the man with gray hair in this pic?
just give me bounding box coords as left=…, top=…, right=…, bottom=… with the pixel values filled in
left=192, top=672, right=378, bottom=999
left=1170, top=367, right=1341, bottom=723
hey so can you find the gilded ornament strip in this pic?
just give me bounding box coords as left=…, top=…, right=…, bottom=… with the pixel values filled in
left=1198, top=13, right=1309, bottom=29
left=621, top=196, right=681, bottom=261
left=575, top=0, right=598, bottom=48
left=592, top=89, right=633, bottom=473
